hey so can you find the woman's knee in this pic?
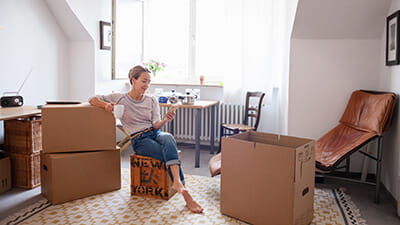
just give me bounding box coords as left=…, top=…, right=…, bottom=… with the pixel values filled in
left=157, top=132, right=176, bottom=144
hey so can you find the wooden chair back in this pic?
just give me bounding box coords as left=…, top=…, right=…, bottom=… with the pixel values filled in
left=243, top=91, right=266, bottom=130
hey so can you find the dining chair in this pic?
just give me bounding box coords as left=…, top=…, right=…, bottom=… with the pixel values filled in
left=209, top=91, right=265, bottom=177
left=217, top=91, right=265, bottom=153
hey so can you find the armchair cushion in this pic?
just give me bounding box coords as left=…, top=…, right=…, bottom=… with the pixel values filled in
left=339, top=90, right=396, bottom=135
left=315, top=124, right=376, bottom=169
left=208, top=153, right=221, bottom=177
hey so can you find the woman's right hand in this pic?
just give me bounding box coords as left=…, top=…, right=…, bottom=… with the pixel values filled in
left=104, top=102, right=115, bottom=112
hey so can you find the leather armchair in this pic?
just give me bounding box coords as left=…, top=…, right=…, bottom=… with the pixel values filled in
left=316, top=90, right=396, bottom=203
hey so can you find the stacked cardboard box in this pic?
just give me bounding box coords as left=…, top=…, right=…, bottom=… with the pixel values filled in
left=41, top=103, right=121, bottom=205
left=221, top=131, right=315, bottom=225
left=4, top=116, right=42, bottom=188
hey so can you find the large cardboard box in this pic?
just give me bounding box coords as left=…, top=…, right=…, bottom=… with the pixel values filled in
left=0, top=156, right=12, bottom=194
left=221, top=131, right=315, bottom=225
left=42, top=104, right=116, bottom=153
left=41, top=150, right=121, bottom=204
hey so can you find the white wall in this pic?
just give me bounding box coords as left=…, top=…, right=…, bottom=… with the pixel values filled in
left=289, top=39, right=382, bottom=173
left=66, top=0, right=115, bottom=97
left=379, top=0, right=400, bottom=215
left=0, top=0, right=69, bottom=104
left=289, top=39, right=380, bottom=138
left=46, top=0, right=114, bottom=100
left=0, top=0, right=69, bottom=143
left=68, top=41, right=95, bottom=100
left=45, top=0, right=97, bottom=101
left=65, top=0, right=130, bottom=96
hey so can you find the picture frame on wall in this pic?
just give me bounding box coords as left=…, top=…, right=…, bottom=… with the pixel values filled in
left=386, top=11, right=400, bottom=66
left=100, top=21, right=111, bottom=50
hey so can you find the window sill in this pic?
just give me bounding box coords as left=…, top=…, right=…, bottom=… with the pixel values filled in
left=125, top=81, right=223, bottom=88
left=151, top=82, right=223, bottom=88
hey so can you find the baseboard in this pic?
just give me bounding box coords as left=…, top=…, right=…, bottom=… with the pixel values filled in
left=316, top=171, right=399, bottom=210
left=319, top=171, right=377, bottom=183
left=175, top=139, right=218, bottom=148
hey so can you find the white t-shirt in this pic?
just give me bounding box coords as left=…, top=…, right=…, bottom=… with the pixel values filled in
left=96, top=93, right=161, bottom=135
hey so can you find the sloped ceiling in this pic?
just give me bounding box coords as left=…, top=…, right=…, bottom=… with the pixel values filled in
left=45, top=0, right=92, bottom=41
left=292, top=0, right=391, bottom=39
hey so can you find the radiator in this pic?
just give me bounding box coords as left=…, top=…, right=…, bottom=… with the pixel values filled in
left=160, top=103, right=247, bottom=143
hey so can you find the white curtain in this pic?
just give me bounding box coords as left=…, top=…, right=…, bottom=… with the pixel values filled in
left=197, top=0, right=297, bottom=133
left=197, top=0, right=295, bottom=105
left=144, top=0, right=189, bottom=81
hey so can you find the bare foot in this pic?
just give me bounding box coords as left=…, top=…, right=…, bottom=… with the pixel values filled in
left=172, top=179, right=186, bottom=194
left=182, top=190, right=204, bottom=213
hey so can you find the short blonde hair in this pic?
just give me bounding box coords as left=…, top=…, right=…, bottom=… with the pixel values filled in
left=128, top=65, right=150, bottom=84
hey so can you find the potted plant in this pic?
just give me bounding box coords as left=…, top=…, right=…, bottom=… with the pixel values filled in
left=144, top=59, right=166, bottom=77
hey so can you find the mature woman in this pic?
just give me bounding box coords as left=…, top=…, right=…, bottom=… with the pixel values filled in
left=89, top=65, right=203, bottom=213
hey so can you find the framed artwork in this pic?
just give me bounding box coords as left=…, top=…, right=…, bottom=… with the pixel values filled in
left=100, top=21, right=111, bottom=50
left=386, top=11, right=400, bottom=66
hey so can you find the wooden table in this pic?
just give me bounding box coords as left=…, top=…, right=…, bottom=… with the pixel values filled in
left=160, top=100, right=219, bottom=168
left=0, top=106, right=41, bottom=120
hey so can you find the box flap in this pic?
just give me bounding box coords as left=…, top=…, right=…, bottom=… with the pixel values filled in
left=42, top=103, right=90, bottom=109
left=232, top=131, right=314, bottom=149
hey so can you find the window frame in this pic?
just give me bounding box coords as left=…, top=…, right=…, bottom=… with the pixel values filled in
left=111, top=0, right=145, bottom=80
left=112, top=0, right=198, bottom=82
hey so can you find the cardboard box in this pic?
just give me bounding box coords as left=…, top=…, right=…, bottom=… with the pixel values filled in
left=131, top=154, right=177, bottom=200
left=221, top=131, right=315, bottom=225
left=0, top=156, right=12, bottom=194
left=41, top=150, right=121, bottom=204
left=42, top=103, right=116, bottom=153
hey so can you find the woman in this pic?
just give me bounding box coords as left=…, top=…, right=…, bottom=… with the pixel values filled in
left=89, top=65, right=203, bottom=213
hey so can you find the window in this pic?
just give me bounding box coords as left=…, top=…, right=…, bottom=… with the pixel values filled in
left=113, top=0, right=191, bottom=82
left=112, top=0, right=143, bottom=79
left=112, top=0, right=287, bottom=90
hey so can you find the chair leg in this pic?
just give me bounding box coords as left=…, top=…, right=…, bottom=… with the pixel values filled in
left=375, top=136, right=383, bottom=203
left=218, top=125, right=224, bottom=154
left=345, top=157, right=350, bottom=177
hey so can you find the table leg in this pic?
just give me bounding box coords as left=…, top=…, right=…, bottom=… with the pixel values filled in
left=210, top=105, right=216, bottom=154
left=170, top=119, right=174, bottom=135
left=195, top=108, right=201, bottom=168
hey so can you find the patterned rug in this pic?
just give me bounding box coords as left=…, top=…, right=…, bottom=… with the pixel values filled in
left=1, top=169, right=367, bottom=225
